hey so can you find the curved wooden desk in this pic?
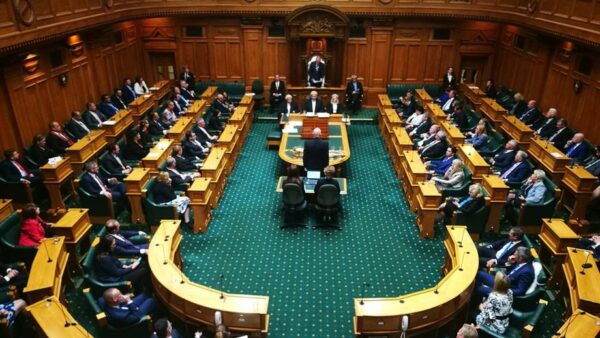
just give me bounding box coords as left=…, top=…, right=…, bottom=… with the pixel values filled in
left=279, top=118, right=350, bottom=167
left=353, top=226, right=478, bottom=336
left=149, top=220, right=270, bottom=336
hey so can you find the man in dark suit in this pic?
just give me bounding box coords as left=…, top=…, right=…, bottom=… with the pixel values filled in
left=101, top=143, right=132, bottom=178
left=408, top=112, right=432, bottom=138
left=121, top=78, right=137, bottom=105
left=211, top=94, right=234, bottom=117
left=270, top=74, right=286, bottom=113
left=102, top=288, right=157, bottom=327
left=307, top=55, right=325, bottom=88
left=0, top=149, right=42, bottom=185
left=477, top=227, right=524, bottom=268
left=65, top=111, right=90, bottom=140
left=179, top=80, right=196, bottom=101
left=397, top=91, right=417, bottom=119
left=547, top=118, right=572, bottom=150
left=491, top=139, right=518, bottom=170
left=303, top=91, right=324, bottom=114
left=105, top=219, right=148, bottom=256
left=533, top=108, right=558, bottom=138
left=179, top=65, right=196, bottom=89
left=476, top=246, right=535, bottom=298
left=585, top=147, right=600, bottom=179
left=509, top=93, right=527, bottom=117
left=498, top=150, right=530, bottom=183
left=182, top=131, right=208, bottom=159
left=82, top=102, right=107, bottom=130
left=440, top=89, right=457, bottom=114
left=564, top=133, right=590, bottom=165
left=279, top=94, right=299, bottom=120
left=442, top=67, right=457, bottom=90
left=172, top=145, right=200, bottom=172
left=519, top=100, right=541, bottom=126
left=111, top=88, right=127, bottom=110
left=577, top=234, right=600, bottom=260
left=425, top=146, right=456, bottom=177
left=0, top=261, right=28, bottom=294
left=46, top=121, right=74, bottom=154
left=192, top=119, right=217, bottom=148
left=149, top=112, right=167, bottom=137
left=165, top=156, right=199, bottom=189
left=345, top=75, right=363, bottom=114
left=98, top=94, right=120, bottom=118
left=419, top=131, right=448, bottom=160
left=303, top=128, right=329, bottom=174
left=80, top=161, right=126, bottom=203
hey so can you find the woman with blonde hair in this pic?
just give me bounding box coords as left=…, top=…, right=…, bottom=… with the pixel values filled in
left=476, top=272, right=513, bottom=334
left=150, top=172, right=192, bottom=225
left=466, top=124, right=489, bottom=151
left=431, top=159, right=465, bottom=190
left=437, top=183, right=485, bottom=224
left=326, top=93, right=344, bottom=114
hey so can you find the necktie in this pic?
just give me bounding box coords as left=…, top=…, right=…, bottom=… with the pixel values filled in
left=312, top=101, right=316, bottom=113
left=501, top=162, right=520, bottom=179
left=93, top=174, right=109, bottom=193
left=55, top=132, right=74, bottom=145
left=549, top=129, right=562, bottom=142
left=91, top=111, right=102, bottom=125
left=114, top=155, right=125, bottom=169
left=458, top=197, right=472, bottom=208
left=566, top=144, right=579, bottom=157
left=353, top=82, right=357, bottom=91
left=520, top=109, right=533, bottom=121
left=497, top=242, right=513, bottom=259
left=276, top=82, right=279, bottom=90
left=12, top=161, right=29, bottom=177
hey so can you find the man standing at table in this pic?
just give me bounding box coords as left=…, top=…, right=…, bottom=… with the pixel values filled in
left=307, top=55, right=325, bottom=88
left=270, top=74, right=286, bottom=114
left=303, top=128, right=329, bottom=175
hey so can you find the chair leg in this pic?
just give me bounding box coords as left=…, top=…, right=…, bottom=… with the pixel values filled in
left=314, top=209, right=341, bottom=230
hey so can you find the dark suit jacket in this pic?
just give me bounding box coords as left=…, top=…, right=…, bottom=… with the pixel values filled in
left=307, top=61, right=325, bottom=85
left=207, top=113, right=223, bottom=131
left=453, top=112, right=469, bottom=130
left=325, top=102, right=344, bottom=114
left=279, top=101, right=299, bottom=116
left=510, top=101, right=527, bottom=117
left=174, top=155, right=196, bottom=172
left=122, top=143, right=148, bottom=161
left=181, top=88, right=195, bottom=101
left=548, top=128, right=572, bottom=150
left=0, top=160, right=30, bottom=182
left=151, top=181, right=177, bottom=203
left=111, top=230, right=147, bottom=256
left=65, top=119, right=90, bottom=140
left=82, top=110, right=106, bottom=130
left=211, top=99, right=232, bottom=116
left=94, top=253, right=130, bottom=283
left=101, top=154, right=128, bottom=176
left=519, top=108, right=541, bottom=126
left=442, top=74, right=457, bottom=89
left=458, top=196, right=485, bottom=215
left=303, top=99, right=324, bottom=114
left=98, top=102, right=119, bottom=117
left=421, top=140, right=447, bottom=159
left=103, top=294, right=154, bottom=327
left=565, top=142, right=590, bottom=165
left=485, top=85, right=496, bottom=99
left=487, top=238, right=524, bottom=266
left=111, top=95, right=127, bottom=110
left=501, top=161, right=530, bottom=183
left=192, top=126, right=216, bottom=146
left=506, top=262, right=535, bottom=296
left=578, top=238, right=600, bottom=259
left=534, top=118, right=557, bottom=138
left=493, top=150, right=516, bottom=170
left=345, top=81, right=363, bottom=100
left=585, top=159, right=600, bottom=178
left=303, top=138, right=329, bottom=173
left=183, top=140, right=206, bottom=159
left=46, top=132, right=72, bottom=154
left=179, top=71, right=196, bottom=88
left=122, top=84, right=137, bottom=104
left=149, top=120, right=166, bottom=136
left=29, top=145, right=56, bottom=166
left=412, top=118, right=432, bottom=136
left=80, top=172, right=110, bottom=196
left=270, top=80, right=286, bottom=105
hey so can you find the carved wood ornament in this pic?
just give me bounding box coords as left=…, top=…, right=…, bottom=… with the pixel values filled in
left=286, top=5, right=349, bottom=40
left=13, top=0, right=35, bottom=26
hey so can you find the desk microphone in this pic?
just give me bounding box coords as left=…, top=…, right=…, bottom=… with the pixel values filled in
left=458, top=251, right=466, bottom=271
left=47, top=298, right=78, bottom=327
left=162, top=245, right=168, bottom=265
left=457, top=228, right=466, bottom=247
left=42, top=240, right=53, bottom=263
left=580, top=251, right=593, bottom=273
left=178, top=266, right=185, bottom=284
left=219, top=274, right=225, bottom=300
left=359, top=282, right=371, bottom=305
left=400, top=315, right=409, bottom=338
left=553, top=310, right=585, bottom=337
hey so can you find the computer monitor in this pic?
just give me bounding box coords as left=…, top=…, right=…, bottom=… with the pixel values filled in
left=306, top=171, right=321, bottom=179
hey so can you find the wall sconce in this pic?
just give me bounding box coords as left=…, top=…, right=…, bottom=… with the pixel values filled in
left=558, top=41, right=575, bottom=63
left=59, top=73, right=68, bottom=87
left=67, top=35, right=84, bottom=57
left=22, top=53, right=39, bottom=73
left=573, top=80, right=582, bottom=94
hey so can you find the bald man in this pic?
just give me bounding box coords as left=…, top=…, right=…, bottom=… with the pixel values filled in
left=303, top=128, right=329, bottom=174
left=564, top=133, right=590, bottom=165
left=102, top=288, right=157, bottom=327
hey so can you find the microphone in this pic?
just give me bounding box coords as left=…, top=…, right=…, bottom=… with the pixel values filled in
left=42, top=240, right=53, bottom=263
left=178, top=266, right=185, bottom=284
left=554, top=310, right=585, bottom=336
left=458, top=251, right=466, bottom=271
left=163, top=224, right=169, bottom=242
left=47, top=298, right=78, bottom=327
left=580, top=251, right=593, bottom=273
left=457, top=228, right=466, bottom=247
left=359, top=282, right=371, bottom=305
left=219, top=274, right=225, bottom=300
left=162, top=245, right=168, bottom=265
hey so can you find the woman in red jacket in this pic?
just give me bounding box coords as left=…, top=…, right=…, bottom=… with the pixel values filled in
left=18, top=203, right=52, bottom=247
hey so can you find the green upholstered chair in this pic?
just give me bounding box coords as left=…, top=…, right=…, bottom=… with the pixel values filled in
left=141, top=178, right=179, bottom=227
left=314, top=184, right=341, bottom=230
left=251, top=79, right=264, bottom=106
left=440, top=166, right=472, bottom=198
left=75, top=173, right=124, bottom=224
left=266, top=130, right=282, bottom=149
left=515, top=177, right=560, bottom=233
left=478, top=299, right=547, bottom=338
left=281, top=183, right=307, bottom=230
left=386, top=84, right=440, bottom=104
left=0, top=177, right=39, bottom=208
left=0, top=212, right=37, bottom=267
left=479, top=130, right=505, bottom=158
left=452, top=193, right=490, bottom=240
left=82, top=287, right=152, bottom=338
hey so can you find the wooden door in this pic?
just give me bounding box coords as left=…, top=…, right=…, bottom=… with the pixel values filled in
left=149, top=52, right=176, bottom=83
left=459, top=55, right=489, bottom=87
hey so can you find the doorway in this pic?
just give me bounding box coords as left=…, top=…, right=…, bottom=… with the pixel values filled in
left=459, top=55, right=489, bottom=87
left=149, top=52, right=175, bottom=83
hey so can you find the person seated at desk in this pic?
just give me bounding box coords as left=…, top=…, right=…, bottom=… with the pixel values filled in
left=584, top=146, right=600, bottom=179
left=546, top=118, right=572, bottom=150
left=65, top=111, right=91, bottom=140
left=105, top=219, right=148, bottom=257
left=437, top=183, right=485, bottom=225
left=419, top=131, right=448, bottom=160
left=408, top=112, right=432, bottom=138
left=283, top=165, right=304, bottom=192
left=307, top=55, right=325, bottom=88
left=82, top=102, right=107, bottom=130
left=431, top=159, right=465, bottom=191
left=102, top=288, right=157, bottom=327
left=18, top=203, right=53, bottom=247
left=0, top=149, right=42, bottom=186
left=396, top=90, right=416, bottom=119
left=279, top=94, right=299, bottom=121
left=475, top=246, right=535, bottom=298
left=325, top=94, right=344, bottom=115
left=111, top=88, right=127, bottom=110
left=98, top=94, right=120, bottom=118
left=465, top=125, right=489, bottom=152
left=564, top=132, right=589, bottom=165
left=122, top=131, right=149, bottom=161
left=425, top=146, right=456, bottom=177
left=440, top=90, right=457, bottom=114
left=179, top=80, right=196, bottom=101
left=183, top=131, right=209, bottom=160
left=212, top=94, right=234, bottom=118
left=303, top=91, right=324, bottom=114
left=0, top=298, right=27, bottom=329
left=102, top=143, right=132, bottom=178
left=179, top=65, right=196, bottom=89
left=149, top=112, right=168, bottom=137
left=496, top=150, right=530, bottom=184
left=138, top=120, right=155, bottom=147
left=577, top=234, right=600, bottom=260
left=442, top=67, right=457, bottom=90
left=80, top=160, right=127, bottom=204
left=46, top=121, right=74, bottom=154
left=449, top=105, right=469, bottom=131
left=171, top=94, right=186, bottom=116
left=162, top=101, right=179, bottom=124
left=94, top=235, right=150, bottom=292
left=504, top=170, right=547, bottom=222
left=484, top=80, right=497, bottom=99
left=345, top=75, right=363, bottom=114
left=152, top=172, right=192, bottom=226
left=475, top=272, right=512, bottom=335
left=173, top=87, right=190, bottom=108
left=518, top=100, right=541, bottom=127
left=151, top=318, right=188, bottom=338
left=532, top=108, right=558, bottom=139
left=0, top=261, right=29, bottom=293
left=133, top=76, right=149, bottom=96
left=121, top=78, right=137, bottom=105
left=172, top=145, right=201, bottom=172
left=508, top=93, right=526, bottom=117
left=315, top=165, right=340, bottom=196
left=303, top=128, right=329, bottom=174
left=414, top=124, right=439, bottom=146
left=477, top=227, right=524, bottom=269
left=270, top=74, right=286, bottom=113
left=405, top=106, right=426, bottom=131
left=206, top=109, right=225, bottom=133
left=30, top=133, right=57, bottom=167
left=490, top=140, right=518, bottom=171
left=192, top=119, right=218, bottom=148
left=456, top=323, right=478, bottom=338
left=165, top=156, right=200, bottom=188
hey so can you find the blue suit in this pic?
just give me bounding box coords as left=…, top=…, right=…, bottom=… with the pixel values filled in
left=500, top=161, right=530, bottom=183
left=523, top=181, right=547, bottom=205
left=565, top=142, right=590, bottom=165
left=102, top=294, right=156, bottom=327
left=467, top=134, right=489, bottom=151
left=111, top=230, right=149, bottom=256
left=122, top=84, right=137, bottom=104
left=94, top=254, right=132, bottom=283
left=98, top=102, right=119, bottom=118
left=430, top=156, right=454, bottom=176
left=476, top=262, right=535, bottom=298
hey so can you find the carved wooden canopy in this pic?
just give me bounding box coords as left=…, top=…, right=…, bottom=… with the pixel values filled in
left=286, top=5, right=349, bottom=40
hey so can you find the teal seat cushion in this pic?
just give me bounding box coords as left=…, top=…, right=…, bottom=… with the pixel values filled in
left=267, top=131, right=282, bottom=141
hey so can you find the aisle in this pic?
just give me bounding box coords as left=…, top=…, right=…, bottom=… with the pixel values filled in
left=180, top=122, right=445, bottom=337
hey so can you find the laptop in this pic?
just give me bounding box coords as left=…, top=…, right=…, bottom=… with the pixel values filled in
left=306, top=170, right=321, bottom=185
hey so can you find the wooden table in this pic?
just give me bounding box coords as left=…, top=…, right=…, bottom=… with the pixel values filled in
left=390, top=127, right=413, bottom=178
left=188, top=178, right=213, bottom=234
left=287, top=85, right=346, bottom=109
left=440, top=120, right=465, bottom=145
left=559, top=166, right=598, bottom=220
left=554, top=310, right=600, bottom=338
left=229, top=106, right=250, bottom=140
left=501, top=115, right=534, bottom=149
left=479, top=98, right=507, bottom=129
left=65, top=129, right=107, bottom=174
left=202, top=147, right=228, bottom=208
left=353, top=226, right=477, bottom=337
left=381, top=109, right=402, bottom=153
left=40, top=157, right=75, bottom=210
left=142, top=139, right=174, bottom=175
left=0, top=199, right=13, bottom=222
left=101, top=109, right=133, bottom=144
left=426, top=102, right=447, bottom=124
left=23, top=237, right=70, bottom=304
left=238, top=94, right=255, bottom=112
left=51, top=208, right=93, bottom=275
left=129, top=94, right=155, bottom=122
left=481, top=175, right=509, bottom=232
left=415, top=88, right=433, bottom=106
left=415, top=181, right=442, bottom=239
left=528, top=137, right=571, bottom=184
left=216, top=124, right=241, bottom=174
left=124, top=168, right=152, bottom=225
left=378, top=94, right=392, bottom=112
left=200, top=86, right=218, bottom=100
left=186, top=99, right=208, bottom=119
left=559, top=248, right=600, bottom=316
left=149, top=220, right=269, bottom=336
left=400, top=150, right=428, bottom=211
left=460, top=83, right=486, bottom=111
left=457, top=144, right=490, bottom=183
left=26, top=296, right=91, bottom=338
left=166, top=116, right=194, bottom=144
left=538, top=219, right=580, bottom=288
left=150, top=79, right=173, bottom=102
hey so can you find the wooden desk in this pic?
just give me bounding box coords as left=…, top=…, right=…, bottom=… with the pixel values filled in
left=287, top=85, right=346, bottom=108
left=381, top=109, right=402, bottom=153
left=186, top=99, right=208, bottom=119
left=377, top=94, right=392, bottom=112
left=554, top=310, right=600, bottom=338
left=66, top=129, right=107, bottom=174
left=124, top=168, right=152, bottom=224
left=560, top=248, right=600, bottom=316
left=188, top=178, right=213, bottom=234
left=129, top=94, right=155, bottom=122
left=23, top=237, right=69, bottom=304
left=481, top=175, right=509, bottom=232
left=559, top=166, right=598, bottom=220
left=26, top=296, right=91, bottom=338
left=149, top=221, right=269, bottom=336
left=0, top=199, right=14, bottom=222
left=280, top=113, right=344, bottom=126
left=201, top=147, right=228, bottom=208
left=539, top=219, right=580, bottom=288
left=440, top=120, right=465, bottom=145
left=101, top=109, right=133, bottom=144
left=390, top=127, right=413, bottom=178
left=354, top=226, right=477, bottom=336
left=166, top=116, right=194, bottom=144
left=200, top=86, right=218, bottom=100
left=501, top=115, right=534, bottom=149
left=142, top=139, right=174, bottom=175
left=415, top=89, right=432, bottom=106
left=415, top=181, right=442, bottom=239
left=426, top=102, right=447, bottom=124
left=460, top=83, right=486, bottom=111
left=528, top=138, right=571, bottom=184
left=229, top=106, right=250, bottom=139
left=238, top=94, right=255, bottom=113
left=41, top=157, right=75, bottom=210
left=400, top=150, right=428, bottom=211
left=150, top=79, right=173, bottom=102
left=216, top=124, right=241, bottom=174
left=51, top=208, right=93, bottom=275
left=457, top=144, right=490, bottom=183
left=479, top=98, right=507, bottom=129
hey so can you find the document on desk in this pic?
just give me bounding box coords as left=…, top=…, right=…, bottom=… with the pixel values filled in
left=282, top=127, right=298, bottom=134
left=551, top=152, right=564, bottom=158
left=289, top=121, right=303, bottom=128
left=102, top=120, right=116, bottom=126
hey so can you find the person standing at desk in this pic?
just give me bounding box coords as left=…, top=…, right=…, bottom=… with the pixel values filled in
left=270, top=74, right=286, bottom=114
left=303, top=128, right=329, bottom=174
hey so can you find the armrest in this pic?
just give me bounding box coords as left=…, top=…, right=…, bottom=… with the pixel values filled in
left=82, top=288, right=103, bottom=315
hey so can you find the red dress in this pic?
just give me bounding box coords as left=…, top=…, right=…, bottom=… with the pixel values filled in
left=18, top=216, right=47, bottom=246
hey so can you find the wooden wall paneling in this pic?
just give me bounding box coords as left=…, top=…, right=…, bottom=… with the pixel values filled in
left=0, top=72, right=20, bottom=151
left=262, top=37, right=290, bottom=82
left=0, top=0, right=17, bottom=37
left=343, top=38, right=369, bottom=83
left=241, top=25, right=263, bottom=86
left=368, top=26, right=392, bottom=88
left=208, top=24, right=244, bottom=81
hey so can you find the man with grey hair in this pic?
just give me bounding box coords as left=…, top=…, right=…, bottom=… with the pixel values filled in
left=303, top=90, right=323, bottom=114
left=475, top=246, right=535, bottom=298
left=564, top=132, right=590, bottom=165
left=533, top=108, right=558, bottom=138
left=498, top=150, right=530, bottom=183
left=420, top=131, right=448, bottom=160
left=79, top=160, right=126, bottom=203
left=303, top=127, right=329, bottom=174
left=415, top=124, right=440, bottom=146
left=491, top=139, right=518, bottom=170
left=506, top=169, right=547, bottom=207
left=165, top=156, right=199, bottom=189
left=477, top=226, right=524, bottom=269
left=456, top=323, right=478, bottom=338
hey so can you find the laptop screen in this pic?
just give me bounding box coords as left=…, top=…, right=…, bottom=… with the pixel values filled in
left=306, top=171, right=321, bottom=179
